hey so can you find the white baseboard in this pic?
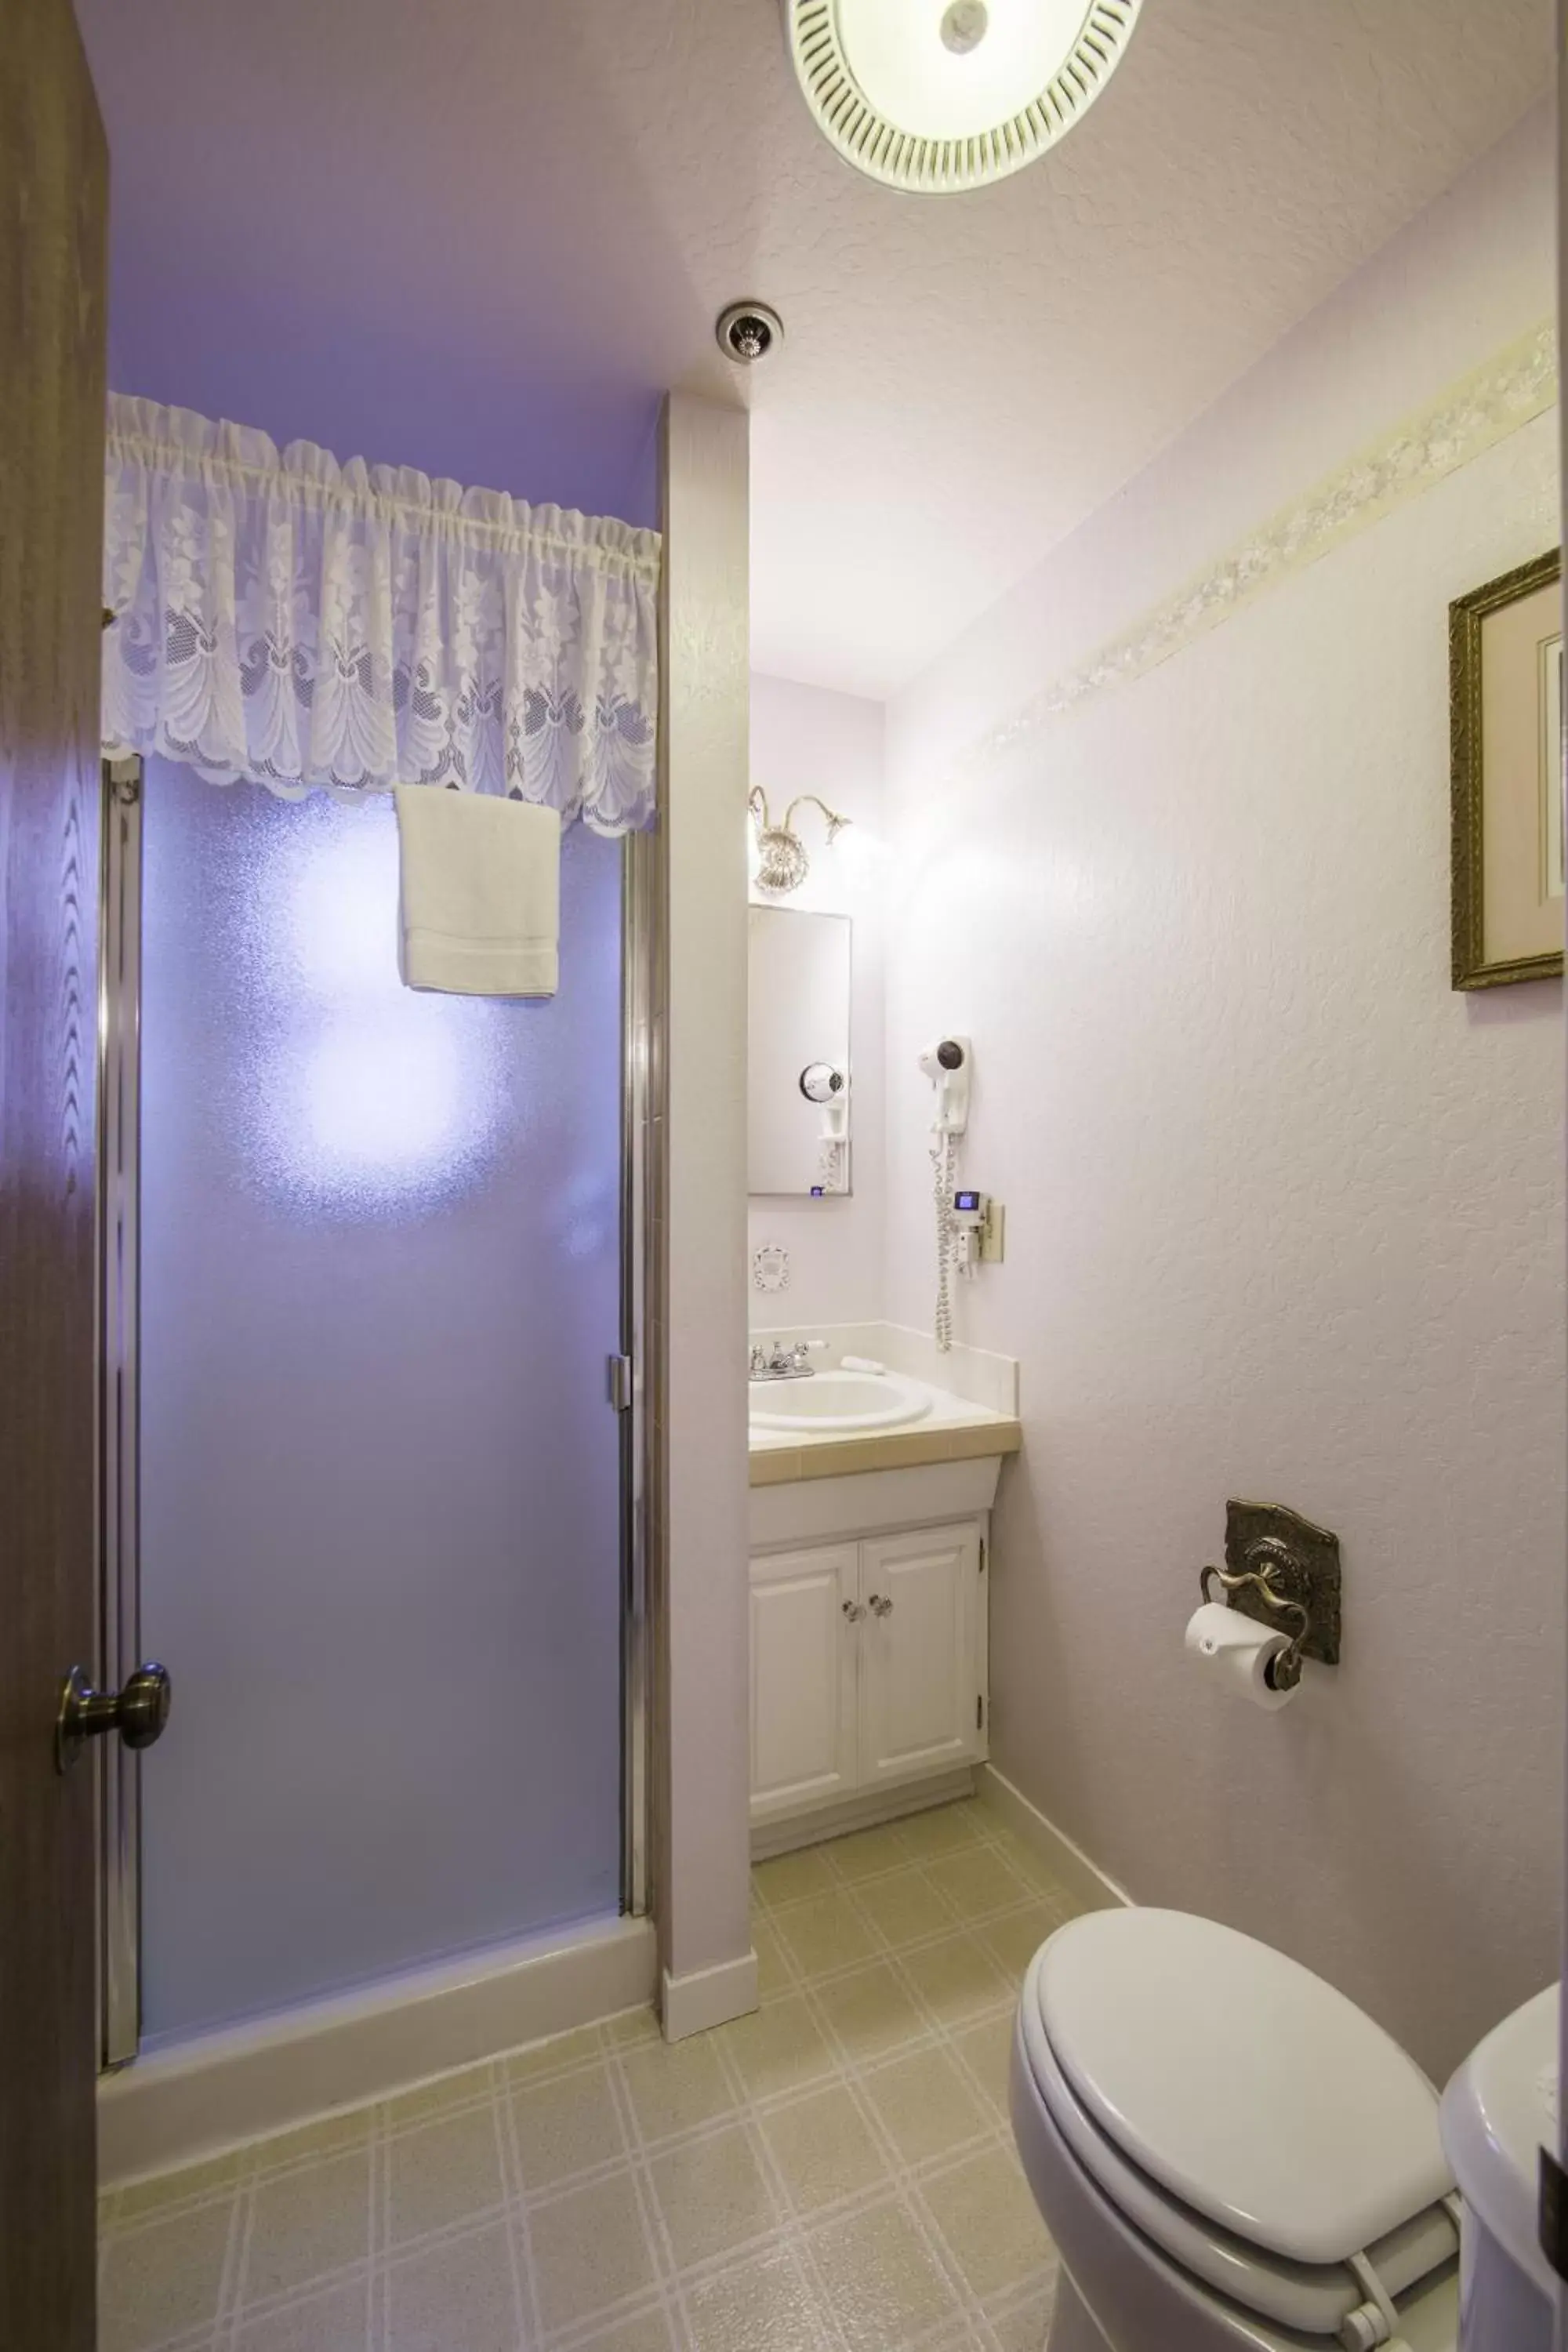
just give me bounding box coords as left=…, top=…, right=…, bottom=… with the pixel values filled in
left=99, top=1912, right=656, bottom=2188
left=750, top=1769, right=976, bottom=1861
left=659, top=1949, right=759, bottom=2043
left=977, top=1765, right=1133, bottom=1914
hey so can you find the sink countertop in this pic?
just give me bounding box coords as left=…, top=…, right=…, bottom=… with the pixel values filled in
left=749, top=1381, right=1022, bottom=1488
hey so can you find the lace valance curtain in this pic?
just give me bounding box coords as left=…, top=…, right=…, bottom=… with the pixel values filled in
left=101, top=397, right=661, bottom=832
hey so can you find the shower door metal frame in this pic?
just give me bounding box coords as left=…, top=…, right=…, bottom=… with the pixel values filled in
left=96, top=757, right=145, bottom=2069
left=94, top=762, right=651, bottom=2067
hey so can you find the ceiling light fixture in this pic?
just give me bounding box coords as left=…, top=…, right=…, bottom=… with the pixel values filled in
left=749, top=789, right=851, bottom=896
left=780, top=0, right=1142, bottom=194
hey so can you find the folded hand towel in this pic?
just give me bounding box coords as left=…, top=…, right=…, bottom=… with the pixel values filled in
left=394, top=786, right=561, bottom=996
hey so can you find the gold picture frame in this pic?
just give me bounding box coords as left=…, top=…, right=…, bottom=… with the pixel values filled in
left=1450, top=548, right=1563, bottom=989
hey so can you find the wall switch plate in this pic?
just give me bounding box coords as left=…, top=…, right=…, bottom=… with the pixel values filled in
left=980, top=1201, right=1005, bottom=1262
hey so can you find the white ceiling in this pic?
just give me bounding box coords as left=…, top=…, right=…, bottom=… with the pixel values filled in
left=78, top=0, right=1552, bottom=702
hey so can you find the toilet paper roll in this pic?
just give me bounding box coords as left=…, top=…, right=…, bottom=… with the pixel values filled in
left=1183, top=1601, right=1296, bottom=1711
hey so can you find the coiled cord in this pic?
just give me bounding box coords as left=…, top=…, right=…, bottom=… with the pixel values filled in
left=931, top=1128, right=957, bottom=1353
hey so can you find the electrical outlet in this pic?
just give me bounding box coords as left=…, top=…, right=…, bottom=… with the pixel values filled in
left=980, top=1200, right=1005, bottom=1263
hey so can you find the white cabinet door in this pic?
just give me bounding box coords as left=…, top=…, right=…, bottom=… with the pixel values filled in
left=858, top=1523, right=985, bottom=1790
left=750, top=1544, right=861, bottom=1824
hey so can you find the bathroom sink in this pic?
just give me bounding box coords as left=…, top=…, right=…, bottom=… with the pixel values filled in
left=749, top=1369, right=931, bottom=1433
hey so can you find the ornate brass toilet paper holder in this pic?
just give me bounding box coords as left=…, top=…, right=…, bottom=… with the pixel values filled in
left=1198, top=1499, right=1342, bottom=1693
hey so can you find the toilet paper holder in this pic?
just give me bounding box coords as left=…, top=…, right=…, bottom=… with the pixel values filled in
left=1197, top=1499, right=1342, bottom=1692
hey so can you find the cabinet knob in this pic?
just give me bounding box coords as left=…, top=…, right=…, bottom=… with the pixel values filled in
left=842, top=1599, right=866, bottom=1623
left=869, top=1594, right=893, bottom=1618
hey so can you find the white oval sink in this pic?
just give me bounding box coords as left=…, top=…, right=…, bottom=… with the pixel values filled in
left=749, top=1369, right=931, bottom=1433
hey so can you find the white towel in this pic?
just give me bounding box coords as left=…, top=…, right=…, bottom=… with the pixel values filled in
left=394, top=787, right=561, bottom=996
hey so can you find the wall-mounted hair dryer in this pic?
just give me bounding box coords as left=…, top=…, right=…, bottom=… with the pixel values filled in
left=920, top=1038, right=973, bottom=1353
left=918, top=1036, right=971, bottom=1138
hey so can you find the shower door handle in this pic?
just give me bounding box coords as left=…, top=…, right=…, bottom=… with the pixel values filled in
left=55, top=1661, right=171, bottom=1773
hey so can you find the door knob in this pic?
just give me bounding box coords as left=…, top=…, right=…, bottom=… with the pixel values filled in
left=842, top=1599, right=866, bottom=1623
left=868, top=1593, right=893, bottom=1617
left=56, top=1661, right=171, bottom=1773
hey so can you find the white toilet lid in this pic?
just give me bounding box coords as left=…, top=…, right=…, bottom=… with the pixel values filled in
left=1034, top=1910, right=1454, bottom=2266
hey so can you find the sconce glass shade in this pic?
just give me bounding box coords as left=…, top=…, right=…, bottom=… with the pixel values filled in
left=781, top=0, right=1142, bottom=193
left=749, top=788, right=851, bottom=897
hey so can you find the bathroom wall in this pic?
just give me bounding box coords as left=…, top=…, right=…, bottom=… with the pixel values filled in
left=881, top=102, right=1563, bottom=2077
left=749, top=674, right=886, bottom=1331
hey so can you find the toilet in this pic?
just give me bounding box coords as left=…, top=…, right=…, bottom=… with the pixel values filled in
left=1010, top=1907, right=1557, bottom=2352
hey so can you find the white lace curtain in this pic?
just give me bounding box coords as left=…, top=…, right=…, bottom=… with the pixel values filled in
left=101, top=396, right=661, bottom=832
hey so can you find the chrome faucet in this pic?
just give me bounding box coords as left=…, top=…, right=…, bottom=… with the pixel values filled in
left=749, top=1338, right=826, bottom=1381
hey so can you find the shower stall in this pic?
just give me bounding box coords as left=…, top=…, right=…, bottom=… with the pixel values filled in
left=96, top=754, right=648, bottom=2065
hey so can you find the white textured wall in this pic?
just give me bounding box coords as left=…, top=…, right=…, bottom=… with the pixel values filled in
left=882, top=111, right=1563, bottom=2077
left=748, top=675, right=886, bottom=1331
left=658, top=395, right=753, bottom=2009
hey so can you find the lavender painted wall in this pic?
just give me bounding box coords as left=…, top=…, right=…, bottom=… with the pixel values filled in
left=882, top=114, right=1562, bottom=2077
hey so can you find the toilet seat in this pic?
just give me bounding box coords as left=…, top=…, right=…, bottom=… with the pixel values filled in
left=1017, top=1913, right=1460, bottom=2340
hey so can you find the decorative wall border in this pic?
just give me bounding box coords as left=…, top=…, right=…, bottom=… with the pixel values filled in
left=969, top=319, right=1558, bottom=776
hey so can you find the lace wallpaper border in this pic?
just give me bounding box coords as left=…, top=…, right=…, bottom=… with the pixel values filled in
left=966, top=318, right=1559, bottom=780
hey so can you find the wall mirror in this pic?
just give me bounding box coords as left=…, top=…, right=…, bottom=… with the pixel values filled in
left=748, top=906, right=851, bottom=1196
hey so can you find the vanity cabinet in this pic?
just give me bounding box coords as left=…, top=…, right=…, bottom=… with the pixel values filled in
left=748, top=1519, right=988, bottom=1829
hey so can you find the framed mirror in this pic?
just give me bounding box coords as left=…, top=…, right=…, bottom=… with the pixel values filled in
left=748, top=906, right=851, bottom=1195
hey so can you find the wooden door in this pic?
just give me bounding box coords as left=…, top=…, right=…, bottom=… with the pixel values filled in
left=748, top=1544, right=861, bottom=1823
left=0, top=4, right=109, bottom=2345
left=858, top=1523, right=987, bottom=1791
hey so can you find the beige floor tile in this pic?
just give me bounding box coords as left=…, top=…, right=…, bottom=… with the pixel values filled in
left=950, top=2010, right=1015, bottom=2116
left=818, top=1822, right=916, bottom=1882
left=759, top=2084, right=887, bottom=2216
left=811, top=1961, right=928, bottom=2065
left=752, top=1846, right=838, bottom=1908
left=987, top=2280, right=1058, bottom=2350
left=920, top=2147, right=1054, bottom=2299
left=575, top=2303, right=677, bottom=2351
left=859, top=2045, right=993, bottom=2168
left=807, top=2197, right=962, bottom=2350
left=252, top=2109, right=374, bottom=2176
left=684, top=2243, right=831, bottom=2351
left=851, top=1866, right=957, bottom=1951
left=895, top=1801, right=988, bottom=1860
left=383, top=2062, right=495, bottom=2129
left=976, top=1904, right=1061, bottom=1985
left=602, top=2008, right=662, bottom=2050
left=753, top=1921, right=794, bottom=1998
left=771, top=1891, right=879, bottom=1980
left=924, top=1846, right=1034, bottom=1922
left=115, top=2148, right=246, bottom=2221
left=387, top=2105, right=506, bottom=2245
left=385, top=2218, right=524, bottom=2352
left=648, top=2122, right=779, bottom=2269
left=527, top=2169, right=659, bottom=2334
left=241, top=2147, right=372, bottom=2301
left=507, top=2022, right=612, bottom=2080
left=99, top=2198, right=235, bottom=2352
left=234, top=2278, right=372, bottom=2351
left=509, top=2060, right=625, bottom=2190
left=619, top=2032, right=741, bottom=2145
left=899, top=1932, right=1014, bottom=2027
left=717, top=1994, right=837, bottom=2102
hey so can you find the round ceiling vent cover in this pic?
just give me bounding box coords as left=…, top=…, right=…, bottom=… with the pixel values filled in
left=781, top=0, right=1142, bottom=194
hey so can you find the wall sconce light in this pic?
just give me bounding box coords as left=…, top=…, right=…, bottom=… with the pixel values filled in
left=749, top=788, right=851, bottom=896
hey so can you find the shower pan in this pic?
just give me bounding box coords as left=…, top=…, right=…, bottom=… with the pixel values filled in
left=96, top=757, right=648, bottom=2065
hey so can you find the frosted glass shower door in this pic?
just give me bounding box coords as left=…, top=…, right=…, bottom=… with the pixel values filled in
left=137, top=760, right=625, bottom=2042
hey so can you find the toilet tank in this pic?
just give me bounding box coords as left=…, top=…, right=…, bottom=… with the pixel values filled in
left=1439, top=1984, right=1559, bottom=2352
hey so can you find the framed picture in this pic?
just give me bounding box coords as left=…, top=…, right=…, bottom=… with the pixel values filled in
left=1450, top=548, right=1563, bottom=989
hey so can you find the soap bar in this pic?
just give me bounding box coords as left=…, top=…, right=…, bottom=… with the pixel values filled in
left=841, top=1356, right=885, bottom=1374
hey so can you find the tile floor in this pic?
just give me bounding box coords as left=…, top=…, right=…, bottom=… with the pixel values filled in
left=98, top=1798, right=1079, bottom=2352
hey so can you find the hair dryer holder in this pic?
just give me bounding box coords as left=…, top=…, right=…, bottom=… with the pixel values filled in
left=1197, top=1499, right=1341, bottom=1693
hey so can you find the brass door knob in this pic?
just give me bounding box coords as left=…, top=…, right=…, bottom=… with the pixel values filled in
left=56, top=1661, right=171, bottom=1773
